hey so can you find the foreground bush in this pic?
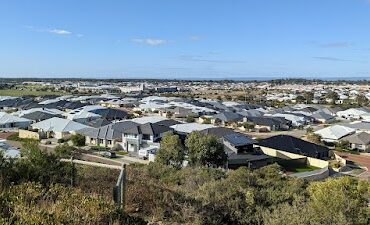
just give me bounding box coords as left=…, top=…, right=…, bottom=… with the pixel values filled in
left=126, top=163, right=370, bottom=225
left=0, top=182, right=146, bottom=224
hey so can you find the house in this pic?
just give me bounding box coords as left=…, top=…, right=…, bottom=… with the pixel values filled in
left=131, top=116, right=169, bottom=124
left=13, top=107, right=63, bottom=117
left=268, top=113, right=306, bottom=127
left=31, top=117, right=90, bottom=139
left=237, top=109, right=264, bottom=118
left=336, top=108, right=370, bottom=120
left=170, top=123, right=215, bottom=135
left=21, top=111, right=63, bottom=122
left=314, top=125, right=355, bottom=143
left=0, top=112, right=32, bottom=129
left=78, top=118, right=112, bottom=128
left=258, top=135, right=330, bottom=159
left=78, top=121, right=138, bottom=148
left=89, top=108, right=130, bottom=121
left=245, top=116, right=291, bottom=131
left=200, top=127, right=235, bottom=138
left=223, top=133, right=270, bottom=169
left=66, top=111, right=102, bottom=123
left=342, top=132, right=370, bottom=152
left=99, top=98, right=138, bottom=108
left=159, top=106, right=198, bottom=119
left=211, top=112, right=244, bottom=125
left=311, top=111, right=335, bottom=124
left=122, top=123, right=172, bottom=152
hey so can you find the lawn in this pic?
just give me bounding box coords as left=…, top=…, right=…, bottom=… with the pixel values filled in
left=280, top=164, right=320, bottom=173
left=0, top=88, right=66, bottom=96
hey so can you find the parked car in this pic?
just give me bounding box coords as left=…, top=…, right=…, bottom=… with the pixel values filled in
left=138, top=147, right=158, bottom=159
left=98, top=151, right=117, bottom=158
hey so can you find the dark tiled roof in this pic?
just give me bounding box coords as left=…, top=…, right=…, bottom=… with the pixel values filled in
left=124, top=123, right=172, bottom=135
left=90, top=108, right=129, bottom=120
left=258, top=135, right=329, bottom=158
left=22, top=111, right=62, bottom=121
left=247, top=116, right=290, bottom=127
left=79, top=118, right=112, bottom=128
left=213, top=112, right=244, bottom=122
left=312, top=111, right=334, bottom=120
left=81, top=121, right=138, bottom=140
left=154, top=119, right=181, bottom=128
left=224, top=133, right=257, bottom=147
left=200, top=127, right=235, bottom=138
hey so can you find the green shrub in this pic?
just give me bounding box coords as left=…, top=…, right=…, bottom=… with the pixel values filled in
left=71, top=134, right=86, bottom=147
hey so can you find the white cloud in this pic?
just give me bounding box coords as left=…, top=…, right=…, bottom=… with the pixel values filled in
left=132, top=38, right=168, bottom=46
left=48, top=29, right=72, bottom=35
left=190, top=35, right=202, bottom=41
left=26, top=26, right=80, bottom=36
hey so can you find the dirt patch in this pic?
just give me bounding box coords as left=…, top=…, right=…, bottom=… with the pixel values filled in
left=0, top=132, right=17, bottom=139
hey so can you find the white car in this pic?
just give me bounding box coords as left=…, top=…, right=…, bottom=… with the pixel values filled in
left=138, top=146, right=158, bottom=159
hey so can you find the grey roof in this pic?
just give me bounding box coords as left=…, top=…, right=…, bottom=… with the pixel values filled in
left=224, top=133, right=258, bottom=147
left=154, top=119, right=182, bottom=128
left=258, top=135, right=329, bottom=158
left=312, top=111, right=334, bottom=120
left=345, top=122, right=370, bottom=131
left=213, top=112, right=244, bottom=122
left=237, top=109, right=264, bottom=117
left=78, top=121, right=138, bottom=140
left=22, top=111, right=62, bottom=121
left=79, top=118, right=112, bottom=128
left=247, top=116, right=291, bottom=127
left=200, top=127, right=235, bottom=138
left=89, top=108, right=129, bottom=120
left=295, top=107, right=318, bottom=113
left=31, top=117, right=89, bottom=132
left=124, top=123, right=172, bottom=135
left=342, top=132, right=370, bottom=145
left=166, top=106, right=193, bottom=114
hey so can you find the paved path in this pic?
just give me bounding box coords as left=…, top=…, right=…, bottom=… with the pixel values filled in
left=335, top=151, right=370, bottom=180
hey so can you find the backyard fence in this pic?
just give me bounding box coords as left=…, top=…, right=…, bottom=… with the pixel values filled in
left=61, top=158, right=126, bottom=208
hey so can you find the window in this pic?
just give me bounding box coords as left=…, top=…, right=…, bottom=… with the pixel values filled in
left=143, top=134, right=150, bottom=140
left=108, top=140, right=112, bottom=145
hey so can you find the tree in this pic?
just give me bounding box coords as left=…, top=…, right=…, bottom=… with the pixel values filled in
left=307, top=133, right=321, bottom=144
left=303, top=91, right=314, bottom=103
left=306, top=127, right=314, bottom=134
left=166, top=111, right=173, bottom=118
left=16, top=141, right=73, bottom=186
left=185, top=115, right=195, bottom=123
left=214, top=118, right=222, bottom=125
left=356, top=94, right=368, bottom=106
left=295, top=95, right=306, bottom=103
left=71, top=134, right=86, bottom=146
left=326, top=91, right=339, bottom=102
left=55, top=144, right=79, bottom=158
left=335, top=140, right=351, bottom=151
left=156, top=132, right=185, bottom=168
left=242, top=122, right=255, bottom=130
left=307, top=177, right=370, bottom=225
left=185, top=131, right=227, bottom=167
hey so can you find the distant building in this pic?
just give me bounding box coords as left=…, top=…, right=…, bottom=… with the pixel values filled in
left=119, top=83, right=145, bottom=93
left=154, top=86, right=178, bottom=93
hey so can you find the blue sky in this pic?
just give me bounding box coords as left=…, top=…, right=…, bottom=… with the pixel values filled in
left=1, top=0, right=370, bottom=79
